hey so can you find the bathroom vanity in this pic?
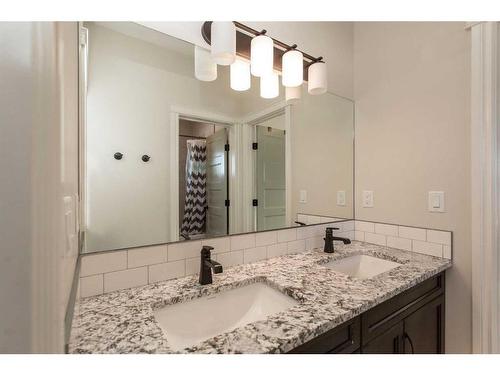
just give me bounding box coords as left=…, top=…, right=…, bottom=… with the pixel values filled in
left=70, top=241, right=450, bottom=354
left=290, top=271, right=445, bottom=354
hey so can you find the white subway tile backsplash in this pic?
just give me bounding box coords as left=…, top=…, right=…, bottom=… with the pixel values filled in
left=354, top=231, right=365, bottom=241
left=296, top=226, right=315, bottom=240
left=79, top=220, right=451, bottom=298
left=216, top=251, right=244, bottom=267
left=127, top=245, right=167, bottom=268
left=104, top=267, right=148, bottom=293
left=386, top=236, right=412, bottom=251
left=375, top=223, right=398, bottom=236
left=307, top=216, right=322, bottom=224
left=185, top=257, right=199, bottom=275
left=243, top=246, right=267, bottom=264
left=255, top=231, right=277, bottom=247
left=80, top=274, right=103, bottom=298
left=355, top=221, right=375, bottom=233
left=364, top=232, right=386, bottom=246
left=344, top=231, right=355, bottom=241
left=306, top=236, right=323, bottom=250
left=287, top=239, right=306, bottom=254
left=297, top=214, right=308, bottom=223
left=168, top=240, right=202, bottom=261
left=267, top=242, right=288, bottom=258
left=201, top=237, right=231, bottom=253
left=343, top=221, right=355, bottom=232
left=413, top=240, right=443, bottom=258
left=80, top=251, right=127, bottom=277
left=277, top=228, right=297, bottom=242
left=149, top=260, right=185, bottom=283
left=426, top=230, right=451, bottom=246
left=398, top=226, right=426, bottom=241
left=230, top=234, right=256, bottom=251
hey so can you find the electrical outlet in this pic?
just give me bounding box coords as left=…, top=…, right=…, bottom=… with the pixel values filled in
left=299, top=190, right=307, bottom=203
left=428, top=191, right=445, bottom=212
left=337, top=191, right=346, bottom=206
left=362, top=190, right=374, bottom=208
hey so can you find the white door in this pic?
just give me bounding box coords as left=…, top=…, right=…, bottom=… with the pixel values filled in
left=256, top=122, right=286, bottom=231
left=206, top=128, right=228, bottom=236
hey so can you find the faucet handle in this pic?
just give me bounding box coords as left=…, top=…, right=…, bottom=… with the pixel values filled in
left=201, top=245, right=214, bottom=257
left=326, top=227, right=340, bottom=232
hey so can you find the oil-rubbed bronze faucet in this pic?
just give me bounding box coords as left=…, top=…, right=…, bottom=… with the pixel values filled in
left=324, top=227, right=351, bottom=253
left=199, top=246, right=223, bottom=285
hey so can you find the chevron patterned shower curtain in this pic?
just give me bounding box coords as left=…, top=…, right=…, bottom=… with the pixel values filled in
left=181, top=140, right=207, bottom=236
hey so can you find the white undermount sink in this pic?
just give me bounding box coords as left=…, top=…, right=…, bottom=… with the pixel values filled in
left=153, top=282, right=298, bottom=350
left=324, top=254, right=401, bottom=279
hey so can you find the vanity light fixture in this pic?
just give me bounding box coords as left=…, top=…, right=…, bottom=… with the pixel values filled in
left=282, top=46, right=303, bottom=87
left=286, top=85, right=301, bottom=102
left=250, top=32, right=274, bottom=77
left=199, top=21, right=328, bottom=99
left=194, top=46, right=217, bottom=81
left=308, top=60, right=328, bottom=95
left=230, top=58, right=251, bottom=91
left=210, top=21, right=236, bottom=65
left=260, top=71, right=279, bottom=99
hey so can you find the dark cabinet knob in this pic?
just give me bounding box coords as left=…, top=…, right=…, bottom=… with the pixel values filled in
left=114, top=152, right=123, bottom=160
left=142, top=155, right=150, bottom=162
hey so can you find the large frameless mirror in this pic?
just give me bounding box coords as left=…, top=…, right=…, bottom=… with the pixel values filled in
left=79, top=22, right=354, bottom=254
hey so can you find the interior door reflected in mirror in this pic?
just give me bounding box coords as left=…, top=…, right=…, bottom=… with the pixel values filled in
left=178, top=120, right=229, bottom=241
left=79, top=21, right=354, bottom=254
left=256, top=119, right=286, bottom=231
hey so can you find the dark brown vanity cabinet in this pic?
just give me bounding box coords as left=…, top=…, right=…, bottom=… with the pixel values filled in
left=289, top=272, right=445, bottom=354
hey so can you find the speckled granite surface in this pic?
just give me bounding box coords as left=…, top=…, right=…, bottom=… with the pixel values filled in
left=69, top=241, right=451, bottom=354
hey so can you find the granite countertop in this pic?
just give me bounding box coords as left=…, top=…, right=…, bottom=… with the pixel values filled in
left=69, top=241, right=451, bottom=354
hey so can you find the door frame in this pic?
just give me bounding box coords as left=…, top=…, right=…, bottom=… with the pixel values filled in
left=470, top=21, right=499, bottom=353
left=241, top=101, right=292, bottom=230
left=170, top=106, right=238, bottom=242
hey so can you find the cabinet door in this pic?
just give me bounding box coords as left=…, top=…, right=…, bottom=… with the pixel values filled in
left=288, top=317, right=360, bottom=354
left=403, top=295, right=445, bottom=354
left=362, top=321, right=404, bottom=354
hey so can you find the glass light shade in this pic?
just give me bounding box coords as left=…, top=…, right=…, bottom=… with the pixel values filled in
left=260, top=72, right=279, bottom=99
left=230, top=59, right=251, bottom=91
left=282, top=50, right=303, bottom=87
left=211, top=22, right=236, bottom=65
left=251, top=35, right=274, bottom=77
left=286, top=86, right=301, bottom=102
left=194, top=46, right=217, bottom=81
left=308, top=62, right=327, bottom=95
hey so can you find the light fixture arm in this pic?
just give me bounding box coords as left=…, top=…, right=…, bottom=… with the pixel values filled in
left=201, top=21, right=324, bottom=80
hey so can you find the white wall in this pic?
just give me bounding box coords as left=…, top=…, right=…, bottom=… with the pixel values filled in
left=0, top=22, right=79, bottom=353
left=354, top=22, right=471, bottom=353
left=139, top=21, right=354, bottom=99
left=291, top=89, right=354, bottom=220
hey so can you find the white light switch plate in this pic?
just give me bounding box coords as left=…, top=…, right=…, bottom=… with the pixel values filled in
left=428, top=191, right=445, bottom=212
left=337, top=191, right=346, bottom=206
left=362, top=190, right=374, bottom=208
left=299, top=190, right=307, bottom=203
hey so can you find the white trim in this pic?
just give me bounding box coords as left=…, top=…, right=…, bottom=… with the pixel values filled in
left=284, top=105, right=293, bottom=226
left=471, top=21, right=499, bottom=354
left=245, top=103, right=293, bottom=229
left=170, top=107, right=240, bottom=241
left=242, top=100, right=288, bottom=125
left=169, top=111, right=180, bottom=242
left=240, top=123, right=255, bottom=232
left=78, top=23, right=88, bottom=247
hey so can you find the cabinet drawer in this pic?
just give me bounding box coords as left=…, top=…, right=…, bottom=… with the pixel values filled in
left=362, top=272, right=445, bottom=344
left=288, top=316, right=360, bottom=354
